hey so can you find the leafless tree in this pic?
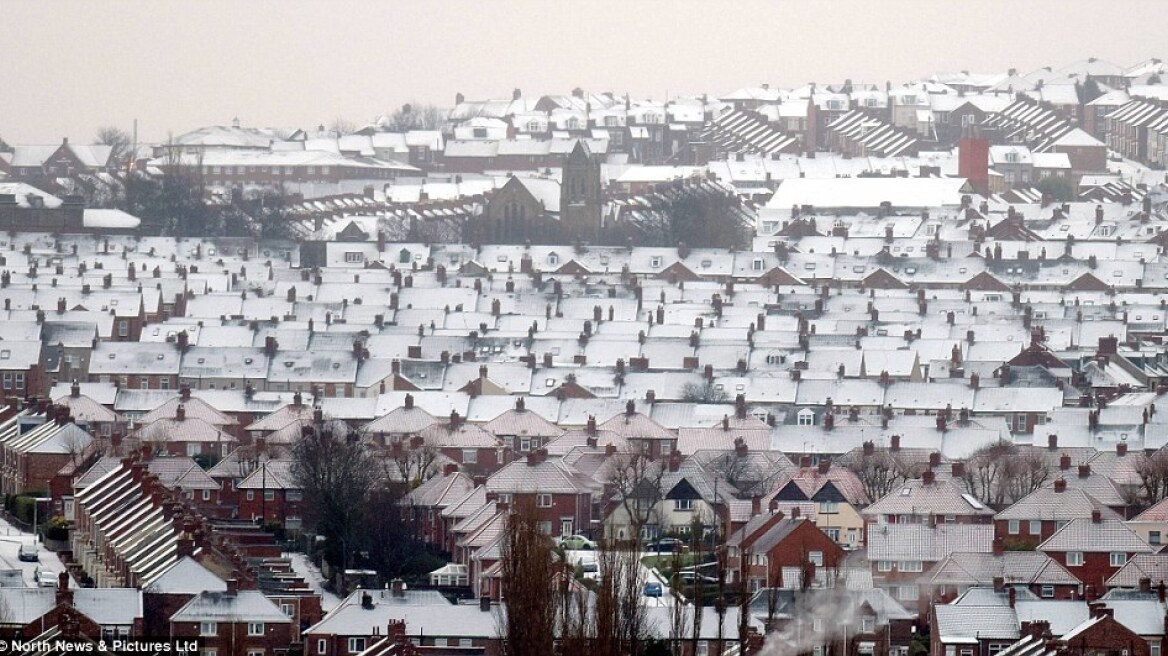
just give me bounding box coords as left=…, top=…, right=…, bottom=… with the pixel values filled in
left=607, top=453, right=666, bottom=544
left=291, top=422, right=381, bottom=577
left=595, top=536, right=649, bottom=656
left=384, top=102, right=446, bottom=131
left=845, top=448, right=920, bottom=502
left=680, top=381, right=729, bottom=404
left=328, top=117, right=358, bottom=136
left=95, top=126, right=132, bottom=166
left=667, top=549, right=691, bottom=653
left=499, top=501, right=558, bottom=656
left=1132, top=448, right=1168, bottom=505
left=386, top=434, right=441, bottom=488
left=962, top=441, right=1051, bottom=508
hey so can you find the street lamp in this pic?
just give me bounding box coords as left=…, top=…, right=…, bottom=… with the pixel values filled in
left=31, top=497, right=51, bottom=543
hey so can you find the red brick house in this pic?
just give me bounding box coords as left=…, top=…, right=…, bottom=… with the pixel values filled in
left=0, top=575, right=143, bottom=641
left=726, top=508, right=846, bottom=591
left=169, top=583, right=295, bottom=656
left=1038, top=513, right=1155, bottom=590
left=484, top=449, right=599, bottom=537
left=238, top=459, right=304, bottom=531
left=995, top=477, right=1121, bottom=549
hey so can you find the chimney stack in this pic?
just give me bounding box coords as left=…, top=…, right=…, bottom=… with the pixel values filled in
left=1054, top=477, right=1067, bottom=492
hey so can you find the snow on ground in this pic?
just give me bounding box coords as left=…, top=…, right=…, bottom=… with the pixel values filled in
left=286, top=551, right=342, bottom=611
left=0, top=514, right=72, bottom=587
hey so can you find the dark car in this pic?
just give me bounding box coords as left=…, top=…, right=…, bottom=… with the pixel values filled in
left=645, top=538, right=686, bottom=553
left=643, top=582, right=663, bottom=597
left=18, top=543, right=37, bottom=562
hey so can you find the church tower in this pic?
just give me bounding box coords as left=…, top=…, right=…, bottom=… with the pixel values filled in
left=560, top=140, right=603, bottom=241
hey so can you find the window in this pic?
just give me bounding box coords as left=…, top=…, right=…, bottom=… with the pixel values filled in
left=1041, top=585, right=1054, bottom=598
left=650, top=256, right=662, bottom=268
left=536, top=521, right=552, bottom=535
left=246, top=491, right=255, bottom=501
left=140, top=379, right=150, bottom=390
left=264, top=490, right=276, bottom=502
left=1008, top=520, right=1020, bottom=535
left=1, top=374, right=9, bottom=390
left=200, top=621, right=217, bottom=636
left=248, top=622, right=264, bottom=636
left=118, top=320, right=129, bottom=337
left=536, top=494, right=553, bottom=508
left=1066, top=551, right=1084, bottom=566
left=1029, top=520, right=1041, bottom=535
left=286, top=490, right=303, bottom=502
left=201, top=489, right=211, bottom=501
left=1150, top=531, right=1161, bottom=545
left=900, top=560, right=923, bottom=572
left=899, top=586, right=919, bottom=600
left=248, top=651, right=264, bottom=656
left=820, top=501, right=838, bottom=514
left=1110, top=552, right=1127, bottom=567
left=825, top=528, right=840, bottom=541
left=282, top=603, right=295, bottom=617
left=462, top=449, right=478, bottom=464
left=877, top=560, right=892, bottom=572
left=861, top=617, right=875, bottom=633
left=347, top=638, right=366, bottom=654
left=14, top=373, right=24, bottom=389
left=344, top=252, right=364, bottom=263
left=675, top=498, right=694, bottom=511
left=809, top=551, right=824, bottom=566
left=752, top=258, right=764, bottom=271
left=798, top=410, right=815, bottom=426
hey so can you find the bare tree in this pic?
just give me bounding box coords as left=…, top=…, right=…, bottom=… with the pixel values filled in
left=291, top=422, right=381, bottom=577
left=1133, top=449, right=1168, bottom=505
left=595, top=537, right=649, bottom=656
left=499, top=501, right=558, bottom=656
left=607, top=453, right=666, bottom=544
left=386, top=434, right=441, bottom=488
left=95, top=126, right=132, bottom=166
left=680, top=381, right=730, bottom=404
left=846, top=448, right=920, bottom=502
left=328, top=117, right=358, bottom=136
left=962, top=441, right=1050, bottom=508
left=384, top=102, right=446, bottom=131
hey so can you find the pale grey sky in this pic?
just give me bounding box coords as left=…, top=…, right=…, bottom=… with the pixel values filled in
left=2, top=0, right=1165, bottom=144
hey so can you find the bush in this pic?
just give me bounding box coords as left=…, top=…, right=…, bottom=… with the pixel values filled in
left=43, top=516, right=70, bottom=541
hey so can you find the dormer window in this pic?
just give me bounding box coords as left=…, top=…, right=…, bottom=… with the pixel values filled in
left=548, top=252, right=559, bottom=266
left=752, top=258, right=765, bottom=271
left=797, top=409, right=815, bottom=426
left=650, top=256, right=662, bottom=268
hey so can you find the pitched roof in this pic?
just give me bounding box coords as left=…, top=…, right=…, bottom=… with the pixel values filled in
left=1037, top=517, right=1153, bottom=553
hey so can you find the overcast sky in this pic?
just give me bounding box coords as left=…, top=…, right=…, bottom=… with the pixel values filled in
left=2, top=0, right=1165, bottom=144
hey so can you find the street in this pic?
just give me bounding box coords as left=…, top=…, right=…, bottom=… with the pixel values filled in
left=0, top=513, right=72, bottom=588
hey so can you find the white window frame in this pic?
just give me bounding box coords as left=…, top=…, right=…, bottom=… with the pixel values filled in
left=200, top=621, right=217, bottom=637
left=347, top=637, right=366, bottom=653
left=248, top=622, right=264, bottom=637
left=1029, top=520, right=1041, bottom=535
left=1066, top=551, right=1084, bottom=567
left=1110, top=552, right=1127, bottom=567
left=536, top=493, right=553, bottom=508
left=1008, top=520, right=1020, bottom=535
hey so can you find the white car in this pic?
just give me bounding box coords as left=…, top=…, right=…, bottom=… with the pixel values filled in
left=36, top=568, right=58, bottom=588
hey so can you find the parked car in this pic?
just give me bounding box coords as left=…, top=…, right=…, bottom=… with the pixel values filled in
left=645, top=538, right=686, bottom=553
left=643, top=581, right=663, bottom=598
left=580, top=561, right=600, bottom=581
left=557, top=535, right=597, bottom=550
left=36, top=568, right=57, bottom=588
left=676, top=571, right=717, bottom=585
left=18, top=542, right=37, bottom=562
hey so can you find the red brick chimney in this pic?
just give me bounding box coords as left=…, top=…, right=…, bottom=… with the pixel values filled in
left=922, top=470, right=935, bottom=485
left=1060, top=454, right=1071, bottom=471
left=1091, top=509, right=1102, bottom=523
left=1054, top=477, right=1067, bottom=492
left=890, top=435, right=900, bottom=451
left=817, top=459, right=830, bottom=475
left=751, top=495, right=761, bottom=516
left=1079, top=464, right=1091, bottom=479
left=1048, top=434, right=1058, bottom=450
